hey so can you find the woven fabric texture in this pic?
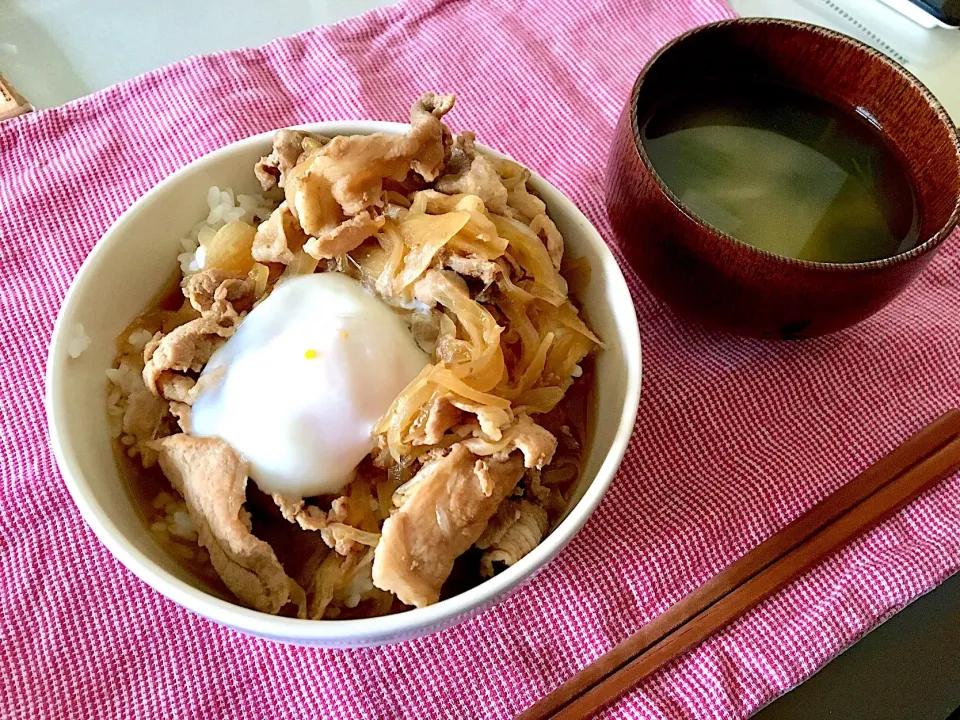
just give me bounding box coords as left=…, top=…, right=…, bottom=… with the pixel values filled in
left=2, top=1, right=959, bottom=718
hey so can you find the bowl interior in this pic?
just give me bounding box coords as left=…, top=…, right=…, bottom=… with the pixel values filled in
left=47, top=122, right=642, bottom=644
left=632, top=19, right=960, bottom=251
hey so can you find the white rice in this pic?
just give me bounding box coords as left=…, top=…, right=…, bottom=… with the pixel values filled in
left=335, top=566, right=376, bottom=609
left=170, top=510, right=197, bottom=540
left=105, top=360, right=143, bottom=397
left=105, top=359, right=143, bottom=439
left=150, top=491, right=198, bottom=542
left=177, top=185, right=277, bottom=275
left=127, top=328, right=154, bottom=348
left=67, top=323, right=91, bottom=359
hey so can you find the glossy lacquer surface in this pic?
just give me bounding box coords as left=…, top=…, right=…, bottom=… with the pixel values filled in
left=606, top=19, right=960, bottom=337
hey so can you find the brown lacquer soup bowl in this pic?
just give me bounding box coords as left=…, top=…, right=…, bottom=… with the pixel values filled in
left=606, top=18, right=960, bottom=338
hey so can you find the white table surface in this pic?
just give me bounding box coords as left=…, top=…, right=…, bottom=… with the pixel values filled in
left=0, top=0, right=394, bottom=110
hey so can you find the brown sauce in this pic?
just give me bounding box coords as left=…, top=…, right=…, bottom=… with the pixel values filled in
left=113, top=274, right=597, bottom=616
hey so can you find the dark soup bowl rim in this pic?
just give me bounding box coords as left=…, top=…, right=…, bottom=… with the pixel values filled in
left=627, top=17, right=960, bottom=273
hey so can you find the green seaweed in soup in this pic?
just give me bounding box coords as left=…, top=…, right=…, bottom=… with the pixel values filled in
left=641, top=81, right=919, bottom=263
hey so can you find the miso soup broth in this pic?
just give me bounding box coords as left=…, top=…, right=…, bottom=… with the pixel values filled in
left=641, top=81, right=920, bottom=263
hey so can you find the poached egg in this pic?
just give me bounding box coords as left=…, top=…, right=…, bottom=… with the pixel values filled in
left=190, top=273, right=428, bottom=497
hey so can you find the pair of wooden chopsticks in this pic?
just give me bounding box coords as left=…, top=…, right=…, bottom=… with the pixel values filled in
left=520, top=409, right=960, bottom=720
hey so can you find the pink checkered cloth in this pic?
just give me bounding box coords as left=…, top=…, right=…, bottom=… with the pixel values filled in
left=2, top=0, right=959, bottom=717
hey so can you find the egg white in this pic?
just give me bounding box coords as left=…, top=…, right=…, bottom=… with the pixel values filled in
left=190, top=273, right=428, bottom=497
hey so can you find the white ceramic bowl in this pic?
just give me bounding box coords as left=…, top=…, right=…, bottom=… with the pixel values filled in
left=46, top=121, right=642, bottom=647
